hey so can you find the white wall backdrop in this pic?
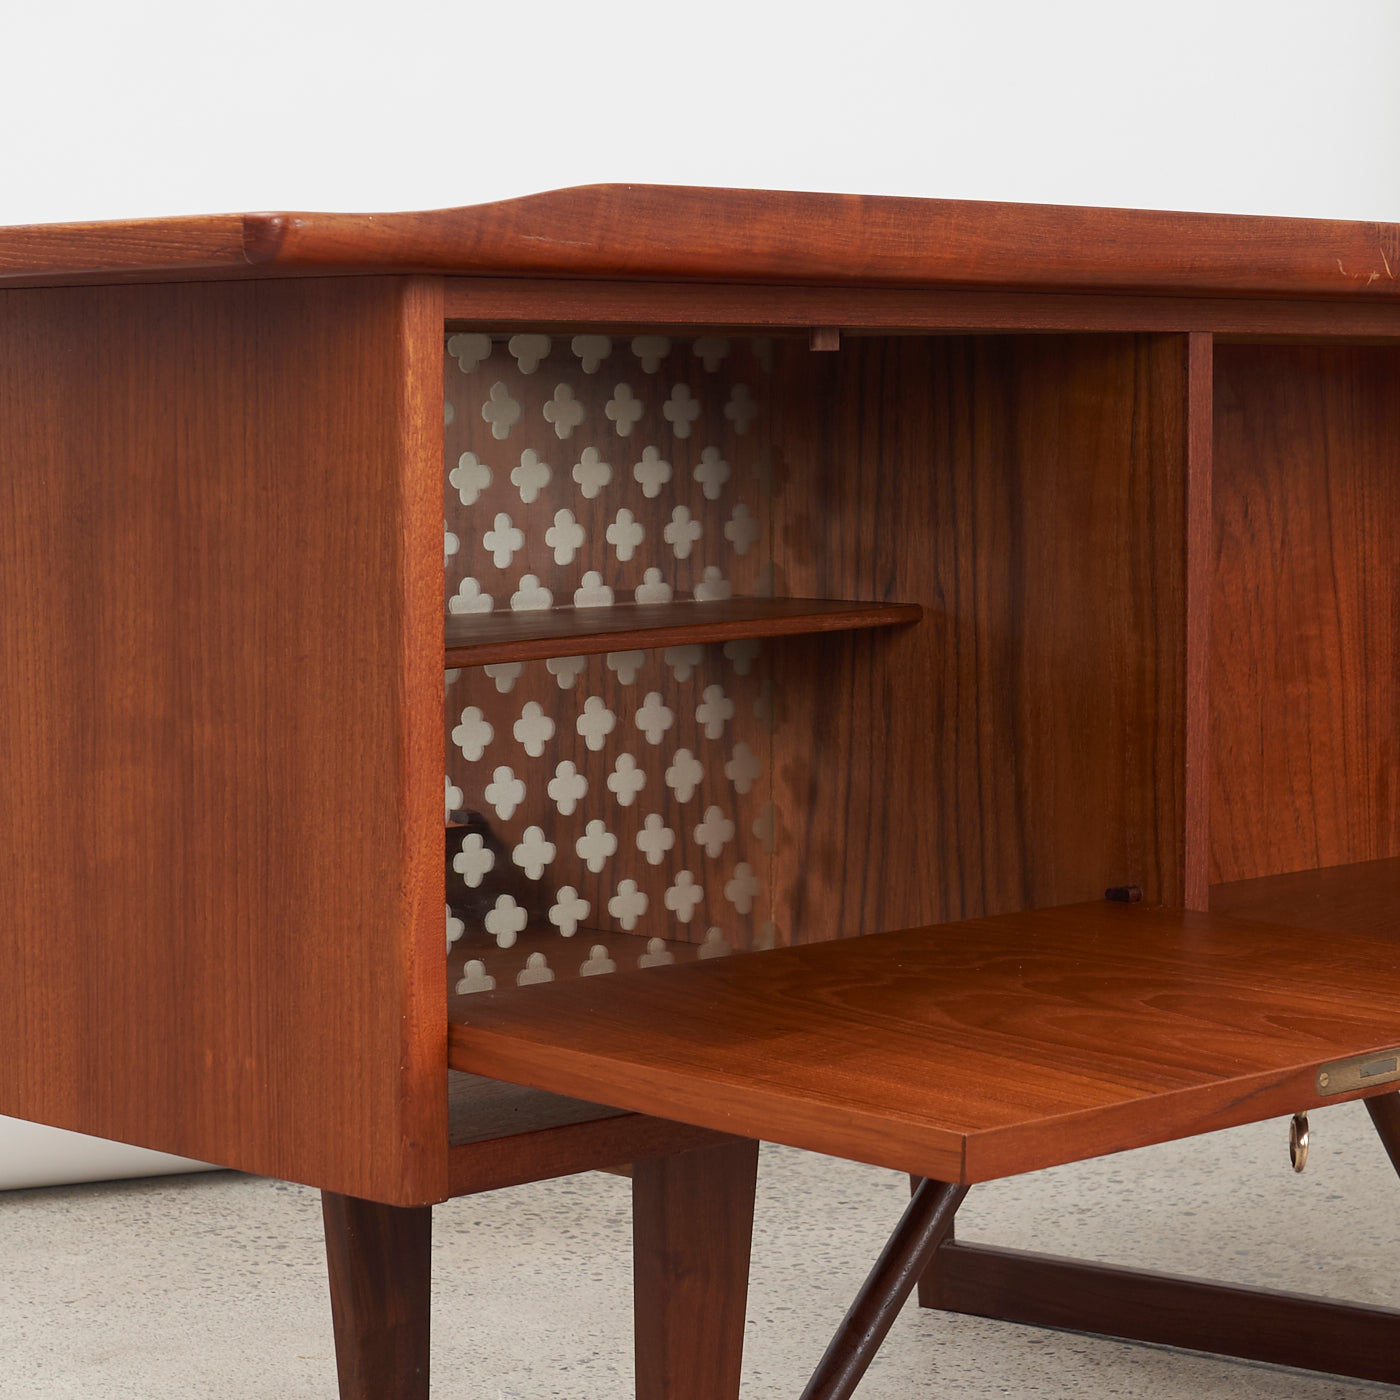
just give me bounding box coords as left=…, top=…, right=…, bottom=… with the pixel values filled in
left=1, top=0, right=1397, bottom=1186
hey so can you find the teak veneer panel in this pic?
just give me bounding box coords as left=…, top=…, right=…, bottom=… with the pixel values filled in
left=0, top=276, right=446, bottom=1204
left=7, top=186, right=1400, bottom=299
left=443, top=598, right=921, bottom=668
left=450, top=902, right=1400, bottom=1185
left=1210, top=857, right=1400, bottom=941
left=770, top=334, right=1187, bottom=934
left=1211, top=344, right=1400, bottom=884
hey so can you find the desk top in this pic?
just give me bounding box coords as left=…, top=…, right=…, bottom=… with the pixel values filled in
left=3, top=184, right=1400, bottom=299
left=449, top=901, right=1400, bottom=1184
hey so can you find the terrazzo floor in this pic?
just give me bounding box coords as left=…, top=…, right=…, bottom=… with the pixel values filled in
left=2, top=1100, right=1398, bottom=1398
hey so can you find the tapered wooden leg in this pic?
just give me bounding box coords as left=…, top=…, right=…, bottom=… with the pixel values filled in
left=800, top=1177, right=968, bottom=1400
left=1365, top=1090, right=1400, bottom=1177
left=632, top=1137, right=760, bottom=1400
left=321, top=1190, right=432, bottom=1400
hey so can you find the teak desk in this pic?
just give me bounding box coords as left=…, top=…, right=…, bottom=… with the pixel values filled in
left=4, top=186, right=1400, bottom=1396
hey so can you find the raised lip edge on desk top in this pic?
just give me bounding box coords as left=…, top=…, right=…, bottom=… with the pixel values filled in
left=443, top=596, right=923, bottom=667
left=5, top=185, right=1400, bottom=301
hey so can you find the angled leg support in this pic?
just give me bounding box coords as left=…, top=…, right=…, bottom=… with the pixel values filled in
left=632, top=1136, right=760, bottom=1400
left=321, top=1191, right=432, bottom=1400
left=801, top=1177, right=968, bottom=1400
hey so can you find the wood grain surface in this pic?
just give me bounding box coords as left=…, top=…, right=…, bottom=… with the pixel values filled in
left=769, top=334, right=1187, bottom=936
left=0, top=277, right=447, bottom=1204
left=1212, top=344, right=1400, bottom=883
left=8, top=186, right=1400, bottom=300
left=449, top=901, right=1400, bottom=1184
left=1210, top=857, right=1400, bottom=940
left=444, top=598, right=921, bottom=667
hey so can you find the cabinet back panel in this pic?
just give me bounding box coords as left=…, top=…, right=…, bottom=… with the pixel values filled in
left=772, top=334, right=1188, bottom=935
left=0, top=278, right=446, bottom=1204
left=1211, top=344, right=1400, bottom=884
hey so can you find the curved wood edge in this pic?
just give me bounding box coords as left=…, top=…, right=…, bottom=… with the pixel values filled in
left=5, top=186, right=1400, bottom=299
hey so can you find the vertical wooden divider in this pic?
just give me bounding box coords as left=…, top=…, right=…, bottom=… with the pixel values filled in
left=1183, top=332, right=1214, bottom=911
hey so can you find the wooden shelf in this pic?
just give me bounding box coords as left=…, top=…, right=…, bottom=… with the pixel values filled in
left=443, top=597, right=922, bottom=668
left=1210, top=857, right=1400, bottom=941
left=449, top=901, right=1400, bottom=1186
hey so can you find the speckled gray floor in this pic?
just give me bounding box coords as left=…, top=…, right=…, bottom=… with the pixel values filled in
left=2, top=1101, right=1398, bottom=1398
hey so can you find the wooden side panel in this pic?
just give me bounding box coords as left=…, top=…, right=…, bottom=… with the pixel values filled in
left=0, top=277, right=446, bottom=1204
left=1211, top=345, right=1400, bottom=884
left=771, top=334, right=1187, bottom=937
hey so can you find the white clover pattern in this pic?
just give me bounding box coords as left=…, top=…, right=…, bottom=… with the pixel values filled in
left=725, top=741, right=762, bottom=794
left=545, top=655, right=588, bottom=689
left=694, top=566, right=732, bottom=602
left=456, top=960, right=496, bottom=994
left=696, top=684, right=735, bottom=740
left=664, top=871, right=704, bottom=922
left=547, top=760, right=588, bottom=815
left=608, top=878, right=649, bottom=930
left=576, top=696, right=617, bottom=750
left=507, top=333, right=551, bottom=374
left=511, top=448, right=551, bottom=504
left=549, top=886, right=590, bottom=937
left=572, top=446, right=612, bottom=498
left=694, top=447, right=730, bottom=500
left=723, top=638, right=761, bottom=675
left=510, top=574, right=553, bottom=610
left=573, top=571, right=615, bottom=607
left=632, top=446, right=672, bottom=499
left=694, top=805, right=735, bottom=858
left=445, top=400, right=455, bottom=426
left=606, top=508, right=644, bottom=562
left=635, top=691, right=675, bottom=745
left=665, top=749, right=704, bottom=802
left=446, top=905, right=465, bottom=951
left=580, top=944, right=616, bottom=976
left=699, top=927, right=732, bottom=959
left=604, top=384, right=644, bottom=436
left=724, top=862, right=761, bottom=914
left=754, top=922, right=778, bottom=951
left=606, top=752, right=646, bottom=807
left=635, top=568, right=674, bottom=604
left=571, top=334, right=612, bottom=373
left=576, top=819, right=618, bottom=872
left=544, top=508, right=585, bottom=565
left=484, top=765, right=525, bottom=821
left=511, top=825, right=557, bottom=880
left=483, top=512, right=524, bottom=569
left=513, top=701, right=556, bottom=757
left=664, top=505, right=703, bottom=559
left=444, top=521, right=460, bottom=567
left=452, top=706, right=493, bottom=761
left=724, top=503, right=760, bottom=555
left=542, top=383, right=585, bottom=440
left=724, top=384, right=758, bottom=435
left=638, top=937, right=675, bottom=968
left=482, top=381, right=522, bottom=439
left=662, top=384, right=702, bottom=438
left=606, top=650, right=645, bottom=685
left=445, top=774, right=464, bottom=821
left=448, top=577, right=493, bottom=614
left=485, top=894, right=528, bottom=947
left=694, top=336, right=729, bottom=372
left=516, top=952, right=555, bottom=986
left=447, top=332, right=491, bottom=373
left=631, top=335, right=671, bottom=372
left=453, top=831, right=496, bottom=887
left=664, top=644, right=703, bottom=682
left=636, top=813, right=676, bottom=866
left=483, top=661, right=523, bottom=694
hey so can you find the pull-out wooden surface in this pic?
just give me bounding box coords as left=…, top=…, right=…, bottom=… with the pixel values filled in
left=449, top=902, right=1400, bottom=1184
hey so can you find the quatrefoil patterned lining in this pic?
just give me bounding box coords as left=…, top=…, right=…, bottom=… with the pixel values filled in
left=445, top=334, right=778, bottom=991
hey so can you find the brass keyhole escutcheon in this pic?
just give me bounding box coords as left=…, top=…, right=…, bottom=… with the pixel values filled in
left=1290, top=1112, right=1309, bottom=1172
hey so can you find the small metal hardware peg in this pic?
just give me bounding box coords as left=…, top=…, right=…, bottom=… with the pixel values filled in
left=1290, top=1111, right=1309, bottom=1172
